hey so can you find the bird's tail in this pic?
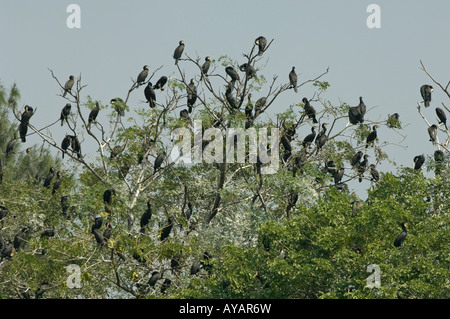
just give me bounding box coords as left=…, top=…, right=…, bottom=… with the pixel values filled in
left=425, top=101, right=430, bottom=107
left=294, top=87, right=298, bottom=93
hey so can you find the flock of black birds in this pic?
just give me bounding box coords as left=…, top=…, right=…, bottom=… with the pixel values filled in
left=0, top=36, right=448, bottom=296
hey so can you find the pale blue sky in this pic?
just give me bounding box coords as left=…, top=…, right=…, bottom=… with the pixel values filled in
left=1, top=0, right=449, bottom=196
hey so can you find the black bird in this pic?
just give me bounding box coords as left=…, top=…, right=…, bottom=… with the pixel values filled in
left=63, top=75, right=75, bottom=97
left=173, top=40, right=185, bottom=65
left=18, top=122, right=28, bottom=143
left=88, top=102, right=100, bottom=126
left=103, top=189, right=116, bottom=213
left=387, top=113, right=400, bottom=129
left=254, top=96, right=266, bottom=119
left=92, top=228, right=104, bottom=246
left=93, top=216, right=103, bottom=230
left=161, top=278, right=172, bottom=294
left=435, top=107, right=447, bottom=130
left=153, top=151, right=166, bottom=174
left=225, top=66, right=240, bottom=82
left=369, top=164, right=380, bottom=183
left=333, top=167, right=344, bottom=185
left=0, top=206, right=9, bottom=224
left=357, top=154, right=369, bottom=182
left=239, top=63, right=256, bottom=78
left=40, top=229, right=55, bottom=238
left=302, top=126, right=316, bottom=147
left=61, top=196, right=69, bottom=216
left=147, top=271, right=162, bottom=287
left=21, top=105, right=34, bottom=123
left=52, top=171, right=62, bottom=194
left=420, top=85, right=433, bottom=107
left=225, top=85, right=238, bottom=110
left=43, top=167, right=55, bottom=188
left=351, top=151, right=364, bottom=167
left=180, top=109, right=192, bottom=125
left=201, top=56, right=212, bottom=79
left=5, top=134, right=17, bottom=158
left=325, top=160, right=336, bottom=175
left=413, top=155, right=425, bottom=170
left=190, top=260, right=203, bottom=275
left=153, top=76, right=168, bottom=91
left=144, top=82, right=156, bottom=108
left=160, top=217, right=174, bottom=241
left=139, top=200, right=152, bottom=234
left=348, top=97, right=366, bottom=125
left=245, top=93, right=253, bottom=119
left=60, top=103, right=71, bottom=126
left=315, top=123, right=328, bottom=153
left=365, top=125, right=379, bottom=149
left=184, top=201, right=193, bottom=222
left=434, top=150, right=444, bottom=175
left=289, top=67, right=298, bottom=93
left=110, top=98, right=126, bottom=117
left=103, top=222, right=112, bottom=242
left=428, top=124, right=438, bottom=145
left=255, top=36, right=267, bottom=56
left=14, top=227, right=29, bottom=250
left=136, top=65, right=149, bottom=87
left=187, top=78, right=197, bottom=113
left=0, top=240, right=14, bottom=261
left=302, top=98, right=318, bottom=123
left=69, top=135, right=81, bottom=159
left=394, top=223, right=407, bottom=247
left=61, top=135, right=72, bottom=159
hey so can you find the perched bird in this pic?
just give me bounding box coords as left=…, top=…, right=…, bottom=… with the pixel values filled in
left=254, top=96, right=266, bottom=119
left=369, top=164, right=380, bottom=183
left=153, top=76, right=168, bottom=91
left=5, top=134, right=17, bottom=158
left=333, top=167, right=345, bottom=185
left=315, top=123, right=328, bottom=153
left=225, top=66, right=240, bottom=82
left=434, top=150, right=444, bottom=175
left=40, top=229, right=55, bottom=238
left=365, top=125, right=379, bottom=149
left=289, top=67, right=298, bottom=93
left=255, top=36, right=267, bottom=56
left=413, top=155, right=425, bottom=170
left=63, top=75, right=75, bottom=97
left=302, top=126, right=316, bottom=147
left=69, top=135, right=81, bottom=159
left=103, top=189, right=116, bottom=213
left=18, top=122, right=28, bottom=143
left=435, top=107, right=447, bottom=130
left=351, top=151, right=364, bottom=167
left=160, top=217, right=174, bottom=241
left=60, top=103, right=71, bottom=126
left=186, top=78, right=197, bottom=113
left=201, top=56, right=212, bottom=79
left=61, top=196, right=69, bottom=216
left=88, top=102, right=100, bottom=126
left=420, top=85, right=433, bottom=107
left=427, top=124, right=438, bottom=145
left=245, top=93, right=253, bottom=119
left=52, top=171, right=63, bottom=194
left=144, top=82, right=156, bottom=108
left=136, top=65, right=149, bottom=87
left=393, top=223, right=408, bottom=247
left=14, top=227, right=29, bottom=250
left=302, top=98, right=318, bottom=123
left=21, top=105, right=34, bottom=123
left=161, top=278, right=172, bottom=294
left=147, top=271, right=162, bottom=287
left=348, top=97, right=366, bottom=125
left=43, top=167, right=55, bottom=188
left=61, top=135, right=72, bottom=159
left=180, top=109, right=192, bottom=125
left=139, top=200, right=152, bottom=234
left=184, top=201, right=193, bottom=222
left=110, top=98, right=126, bottom=117
left=325, top=160, right=336, bottom=175
left=153, top=151, right=166, bottom=174
left=173, top=40, right=185, bottom=65
left=0, top=240, right=14, bottom=261
left=103, top=223, right=112, bottom=242
left=92, top=228, right=104, bottom=247
left=93, top=216, right=103, bottom=230
left=0, top=206, right=9, bottom=223
left=357, top=154, right=369, bottom=182
left=240, top=63, right=256, bottom=78
left=387, top=113, right=400, bottom=129
left=190, top=260, right=203, bottom=275
left=225, top=85, right=238, bottom=110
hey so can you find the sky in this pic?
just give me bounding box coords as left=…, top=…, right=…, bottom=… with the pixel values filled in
left=1, top=0, right=449, bottom=198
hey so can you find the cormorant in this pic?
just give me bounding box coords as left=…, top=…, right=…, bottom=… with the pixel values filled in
left=394, top=223, right=407, bottom=247
left=333, top=167, right=344, bottom=185
left=103, top=189, right=116, bottom=211
left=302, top=126, right=316, bottom=147
left=201, top=56, right=212, bottom=79
left=358, top=154, right=369, bottom=182
left=52, top=171, right=62, bottom=194
left=136, top=65, right=149, bottom=87
left=160, top=217, right=174, bottom=241
left=5, top=135, right=17, bottom=158
left=225, top=85, right=238, bottom=110
left=190, top=260, right=202, bottom=275
left=413, top=155, right=425, bottom=170
left=63, top=75, right=75, bottom=97
left=435, top=107, right=447, bottom=130
left=61, top=195, right=69, bottom=216
left=153, top=76, right=168, bottom=91
left=143, top=82, right=156, bottom=108
left=153, top=151, right=166, bottom=174
left=387, top=113, right=400, bottom=129
left=69, top=135, right=81, bottom=159
left=139, top=200, right=152, bottom=234
left=173, top=40, right=185, bottom=65
left=61, top=135, right=72, bottom=159
left=21, top=105, right=34, bottom=123
left=240, top=63, right=256, bottom=78
left=187, top=78, right=197, bottom=113
left=289, top=67, right=298, bottom=93
left=420, top=85, right=433, bottom=107
left=110, top=98, right=126, bottom=117
left=315, top=123, right=328, bottom=153
left=18, top=122, right=28, bottom=143
left=147, top=271, right=162, bottom=287
left=225, top=66, right=240, bottom=82
left=60, top=103, right=71, bottom=126
left=254, top=96, right=266, bottom=119
left=351, top=151, right=364, bottom=167
left=348, top=97, right=366, bottom=125
left=369, top=164, right=379, bottom=183
left=255, top=36, right=267, bottom=56
left=43, top=167, right=55, bottom=188
left=0, top=240, right=14, bottom=261
left=180, top=109, right=192, bottom=125
left=434, top=150, right=444, bottom=175
left=88, top=102, right=100, bottom=126
left=40, top=229, right=55, bottom=238
left=103, top=222, right=112, bottom=242
left=161, top=278, right=172, bottom=294
left=302, top=98, right=318, bottom=123
left=428, top=124, right=438, bottom=145
left=365, top=125, right=379, bottom=149
left=92, top=228, right=104, bottom=246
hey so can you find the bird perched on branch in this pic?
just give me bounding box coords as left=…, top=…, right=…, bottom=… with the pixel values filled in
left=413, top=155, right=425, bottom=170
left=201, top=56, right=212, bottom=79
left=225, top=66, right=240, bottom=83
left=140, top=200, right=152, bottom=234
left=394, top=222, right=408, bottom=247
left=187, top=78, right=197, bottom=113
left=420, top=85, right=433, bottom=107
left=427, top=124, right=438, bottom=145
left=153, top=151, right=166, bottom=174
left=435, top=107, right=447, bottom=130
left=136, top=65, right=149, bottom=87
left=60, top=103, right=71, bottom=126
left=365, top=125, right=379, bottom=149
left=348, top=97, right=366, bottom=125
left=153, top=76, right=167, bottom=91
left=88, top=102, right=100, bottom=126
left=255, top=36, right=267, bottom=56
left=43, top=167, right=55, bottom=188
left=302, top=98, right=318, bottom=124
left=289, top=67, right=298, bottom=93
left=173, top=40, right=185, bottom=65
left=63, top=75, right=75, bottom=97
